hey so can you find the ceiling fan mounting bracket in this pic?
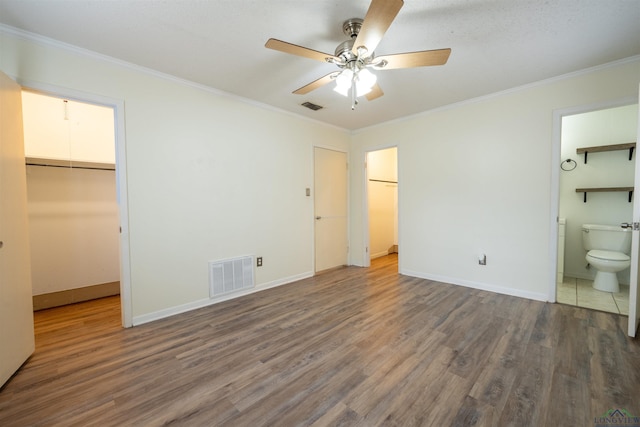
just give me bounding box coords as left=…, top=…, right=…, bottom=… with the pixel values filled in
left=342, top=18, right=363, bottom=38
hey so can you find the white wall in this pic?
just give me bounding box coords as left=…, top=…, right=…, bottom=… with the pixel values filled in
left=2, top=26, right=639, bottom=321
left=367, top=147, right=397, bottom=258
left=22, top=91, right=115, bottom=164
left=0, top=30, right=350, bottom=322
left=350, top=59, right=640, bottom=301
left=26, top=166, right=120, bottom=295
left=559, top=104, right=638, bottom=284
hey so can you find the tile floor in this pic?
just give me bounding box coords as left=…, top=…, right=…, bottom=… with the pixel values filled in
left=557, top=276, right=629, bottom=315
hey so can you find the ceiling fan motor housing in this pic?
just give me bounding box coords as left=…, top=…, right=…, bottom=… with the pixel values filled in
left=335, top=40, right=356, bottom=62
left=335, top=19, right=370, bottom=68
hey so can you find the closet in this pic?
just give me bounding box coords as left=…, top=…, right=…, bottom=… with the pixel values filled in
left=367, top=147, right=398, bottom=259
left=22, top=91, right=120, bottom=310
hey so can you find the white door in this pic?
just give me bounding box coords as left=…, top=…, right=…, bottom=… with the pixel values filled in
left=629, top=86, right=640, bottom=337
left=0, top=71, right=35, bottom=386
left=314, top=147, right=348, bottom=272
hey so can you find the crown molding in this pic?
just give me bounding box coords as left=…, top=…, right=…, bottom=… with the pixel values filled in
left=0, top=23, right=350, bottom=134
left=353, top=55, right=640, bottom=135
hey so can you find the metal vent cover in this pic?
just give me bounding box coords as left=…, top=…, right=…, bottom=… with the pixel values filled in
left=209, top=256, right=254, bottom=298
left=301, top=101, right=323, bottom=111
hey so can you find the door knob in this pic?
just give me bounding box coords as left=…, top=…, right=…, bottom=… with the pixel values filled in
left=315, top=216, right=322, bottom=220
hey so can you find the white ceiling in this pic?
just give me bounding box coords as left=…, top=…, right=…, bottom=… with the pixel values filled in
left=1, top=0, right=639, bottom=130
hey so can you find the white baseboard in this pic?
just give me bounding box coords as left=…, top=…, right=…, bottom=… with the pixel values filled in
left=132, top=271, right=313, bottom=326
left=370, top=251, right=390, bottom=259
left=133, top=268, right=548, bottom=325
left=400, top=269, right=548, bottom=302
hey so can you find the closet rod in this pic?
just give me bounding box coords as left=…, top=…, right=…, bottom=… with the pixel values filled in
left=26, top=162, right=115, bottom=171
left=369, top=179, right=398, bottom=184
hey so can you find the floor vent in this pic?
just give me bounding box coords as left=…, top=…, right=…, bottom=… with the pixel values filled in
left=209, top=256, right=254, bottom=298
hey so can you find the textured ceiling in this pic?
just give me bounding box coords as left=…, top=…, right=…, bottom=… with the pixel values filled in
left=1, top=0, right=639, bottom=130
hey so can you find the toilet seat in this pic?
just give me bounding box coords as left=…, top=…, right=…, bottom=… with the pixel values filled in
left=587, top=249, right=630, bottom=262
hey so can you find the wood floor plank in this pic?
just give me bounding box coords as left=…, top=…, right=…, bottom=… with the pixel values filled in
left=1, top=254, right=639, bottom=426
left=468, top=318, right=538, bottom=412
left=551, top=305, right=590, bottom=382
left=451, top=395, right=496, bottom=427
left=497, top=342, right=553, bottom=426
left=588, top=325, right=640, bottom=414
left=543, top=373, right=590, bottom=427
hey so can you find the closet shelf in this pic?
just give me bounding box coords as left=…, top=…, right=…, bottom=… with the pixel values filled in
left=576, top=142, right=636, bottom=164
left=25, top=157, right=115, bottom=171
left=575, top=187, right=634, bottom=203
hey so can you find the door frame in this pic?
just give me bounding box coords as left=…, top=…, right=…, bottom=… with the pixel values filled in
left=362, top=144, right=399, bottom=268
left=17, top=79, right=132, bottom=327
left=549, top=96, right=638, bottom=321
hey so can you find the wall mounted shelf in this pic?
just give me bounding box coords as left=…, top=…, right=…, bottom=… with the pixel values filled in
left=575, top=187, right=634, bottom=203
left=576, top=142, right=636, bottom=164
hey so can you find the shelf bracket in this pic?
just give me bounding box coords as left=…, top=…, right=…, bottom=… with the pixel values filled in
left=576, top=187, right=634, bottom=203
left=576, top=142, right=636, bottom=164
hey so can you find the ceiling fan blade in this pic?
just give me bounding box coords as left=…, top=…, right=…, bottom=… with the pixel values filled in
left=352, top=0, right=404, bottom=57
left=365, top=83, right=384, bottom=101
left=293, top=72, right=339, bottom=95
left=266, top=38, right=338, bottom=63
left=375, top=48, right=451, bottom=70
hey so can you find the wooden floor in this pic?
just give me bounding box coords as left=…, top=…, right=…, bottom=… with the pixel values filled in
left=1, top=254, right=639, bottom=426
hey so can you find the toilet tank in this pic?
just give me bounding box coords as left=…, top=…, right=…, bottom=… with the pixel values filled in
left=582, top=224, right=632, bottom=253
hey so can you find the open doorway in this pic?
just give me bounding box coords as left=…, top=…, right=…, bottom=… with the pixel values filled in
left=556, top=103, right=638, bottom=314
left=366, top=147, right=398, bottom=268
left=21, top=90, right=122, bottom=318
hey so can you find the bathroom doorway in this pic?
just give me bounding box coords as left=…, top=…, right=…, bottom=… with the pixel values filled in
left=365, top=147, right=398, bottom=268
left=556, top=103, right=639, bottom=314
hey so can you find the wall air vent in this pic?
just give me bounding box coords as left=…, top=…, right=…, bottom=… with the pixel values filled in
left=301, top=102, right=323, bottom=111
left=209, top=256, right=254, bottom=298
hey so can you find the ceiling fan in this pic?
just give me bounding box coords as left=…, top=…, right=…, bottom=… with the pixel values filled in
left=265, top=0, right=451, bottom=110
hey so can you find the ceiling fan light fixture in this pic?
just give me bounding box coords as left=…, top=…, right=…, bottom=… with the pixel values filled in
left=333, top=68, right=354, bottom=96
left=333, top=67, right=376, bottom=98
left=333, top=84, right=350, bottom=97
left=355, top=68, right=376, bottom=94
left=355, top=83, right=372, bottom=97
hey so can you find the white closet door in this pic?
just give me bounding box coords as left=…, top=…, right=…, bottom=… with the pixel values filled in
left=314, top=147, right=348, bottom=272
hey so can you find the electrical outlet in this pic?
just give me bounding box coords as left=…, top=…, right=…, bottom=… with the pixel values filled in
left=257, top=257, right=263, bottom=267
left=478, top=254, right=486, bottom=265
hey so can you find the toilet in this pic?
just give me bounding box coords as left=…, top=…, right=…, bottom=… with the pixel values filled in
left=581, top=224, right=631, bottom=293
